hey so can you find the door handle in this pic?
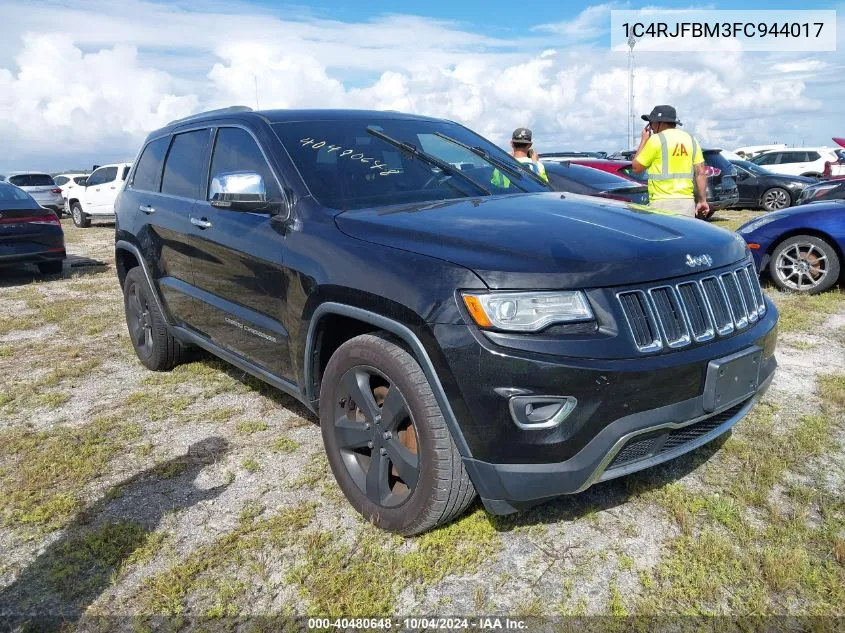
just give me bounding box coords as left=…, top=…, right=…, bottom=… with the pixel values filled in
left=190, top=216, right=213, bottom=229
left=139, top=205, right=155, bottom=214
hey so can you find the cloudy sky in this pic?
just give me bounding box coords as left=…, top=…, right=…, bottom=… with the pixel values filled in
left=0, top=0, right=841, bottom=172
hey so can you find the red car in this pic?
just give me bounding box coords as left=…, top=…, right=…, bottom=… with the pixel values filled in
left=565, top=158, right=646, bottom=184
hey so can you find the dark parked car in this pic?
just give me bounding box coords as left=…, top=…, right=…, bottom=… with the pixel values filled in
left=0, top=181, right=65, bottom=275
left=738, top=201, right=844, bottom=293
left=699, top=150, right=738, bottom=215
left=572, top=152, right=738, bottom=218
left=541, top=160, right=649, bottom=204
left=116, top=107, right=778, bottom=534
left=730, top=159, right=815, bottom=211
left=797, top=179, right=845, bottom=205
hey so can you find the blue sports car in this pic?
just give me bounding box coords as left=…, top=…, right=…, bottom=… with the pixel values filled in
left=737, top=201, right=845, bottom=293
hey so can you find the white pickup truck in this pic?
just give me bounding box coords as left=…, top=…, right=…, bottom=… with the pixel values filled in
left=67, top=162, right=132, bottom=228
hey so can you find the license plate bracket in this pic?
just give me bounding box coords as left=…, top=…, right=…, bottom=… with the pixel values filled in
left=703, top=346, right=762, bottom=413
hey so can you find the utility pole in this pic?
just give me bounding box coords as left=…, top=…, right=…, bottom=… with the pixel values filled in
left=627, top=35, right=637, bottom=150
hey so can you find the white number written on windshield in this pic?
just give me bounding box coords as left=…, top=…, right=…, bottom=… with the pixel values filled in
left=299, top=138, right=402, bottom=176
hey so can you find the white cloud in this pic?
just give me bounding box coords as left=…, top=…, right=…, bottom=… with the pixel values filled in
left=534, top=3, right=621, bottom=41
left=0, top=0, right=841, bottom=171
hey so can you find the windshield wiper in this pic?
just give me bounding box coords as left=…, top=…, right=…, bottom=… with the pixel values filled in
left=432, top=131, right=551, bottom=189
left=366, top=127, right=491, bottom=196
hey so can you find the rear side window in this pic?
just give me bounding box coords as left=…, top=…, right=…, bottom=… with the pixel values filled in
left=161, top=130, right=209, bottom=199
left=133, top=137, right=169, bottom=192
left=8, top=174, right=54, bottom=186
left=207, top=128, right=279, bottom=200
left=806, top=151, right=820, bottom=161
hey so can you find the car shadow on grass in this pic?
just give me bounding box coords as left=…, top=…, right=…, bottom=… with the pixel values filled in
left=0, top=436, right=231, bottom=630
left=487, top=433, right=728, bottom=532
left=184, top=348, right=318, bottom=423
left=0, top=256, right=109, bottom=289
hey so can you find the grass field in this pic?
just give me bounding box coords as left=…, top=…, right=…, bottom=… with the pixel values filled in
left=0, top=211, right=843, bottom=627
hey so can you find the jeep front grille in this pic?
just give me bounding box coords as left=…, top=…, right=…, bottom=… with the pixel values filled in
left=618, top=263, right=766, bottom=353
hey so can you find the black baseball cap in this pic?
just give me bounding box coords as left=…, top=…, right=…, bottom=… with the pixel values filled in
left=641, top=105, right=682, bottom=126
left=512, top=127, right=532, bottom=143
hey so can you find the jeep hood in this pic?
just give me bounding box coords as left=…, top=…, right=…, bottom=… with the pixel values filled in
left=335, top=193, right=749, bottom=289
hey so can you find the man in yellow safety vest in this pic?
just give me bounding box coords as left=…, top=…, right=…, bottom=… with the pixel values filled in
left=631, top=105, right=709, bottom=219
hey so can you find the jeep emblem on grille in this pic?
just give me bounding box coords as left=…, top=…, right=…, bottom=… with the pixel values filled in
left=685, top=253, right=713, bottom=268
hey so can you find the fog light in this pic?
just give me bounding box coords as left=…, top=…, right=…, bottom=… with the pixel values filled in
left=508, top=396, right=577, bottom=430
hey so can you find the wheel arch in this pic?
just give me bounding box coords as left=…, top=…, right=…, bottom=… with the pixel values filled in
left=304, top=302, right=472, bottom=457
left=766, top=228, right=845, bottom=280
left=115, top=240, right=170, bottom=323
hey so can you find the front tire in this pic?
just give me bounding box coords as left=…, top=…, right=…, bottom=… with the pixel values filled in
left=320, top=333, right=476, bottom=535
left=769, top=235, right=841, bottom=294
left=123, top=267, right=184, bottom=370
left=71, top=202, right=90, bottom=228
left=761, top=187, right=791, bottom=212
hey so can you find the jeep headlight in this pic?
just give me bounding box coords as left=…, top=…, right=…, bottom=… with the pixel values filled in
left=462, top=291, right=593, bottom=332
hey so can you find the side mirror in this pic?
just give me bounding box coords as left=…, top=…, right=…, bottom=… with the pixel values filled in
left=209, top=171, right=287, bottom=217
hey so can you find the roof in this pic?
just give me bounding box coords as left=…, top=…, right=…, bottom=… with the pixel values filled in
left=5, top=170, right=52, bottom=176
left=155, top=106, right=447, bottom=136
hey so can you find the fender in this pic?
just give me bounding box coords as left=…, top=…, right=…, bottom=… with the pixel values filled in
left=304, top=302, right=473, bottom=458
left=115, top=240, right=170, bottom=325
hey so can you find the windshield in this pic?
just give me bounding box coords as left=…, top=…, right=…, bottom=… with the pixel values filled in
left=8, top=174, right=55, bottom=187
left=273, top=118, right=548, bottom=210
left=734, top=159, right=771, bottom=176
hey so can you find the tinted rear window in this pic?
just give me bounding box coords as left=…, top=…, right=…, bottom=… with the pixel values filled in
left=544, top=168, right=593, bottom=195
left=132, top=137, right=169, bottom=192
left=0, top=183, right=39, bottom=209
left=704, top=152, right=734, bottom=175
left=8, top=174, right=55, bottom=187
left=161, top=130, right=209, bottom=199
left=53, top=176, right=69, bottom=186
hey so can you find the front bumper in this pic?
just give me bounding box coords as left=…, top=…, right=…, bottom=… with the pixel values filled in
left=430, top=300, right=778, bottom=514
left=465, top=365, right=774, bottom=514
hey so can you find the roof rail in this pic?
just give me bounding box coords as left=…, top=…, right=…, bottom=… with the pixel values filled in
left=167, top=105, right=253, bottom=126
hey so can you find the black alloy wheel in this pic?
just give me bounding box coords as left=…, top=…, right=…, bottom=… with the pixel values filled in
left=333, top=365, right=420, bottom=507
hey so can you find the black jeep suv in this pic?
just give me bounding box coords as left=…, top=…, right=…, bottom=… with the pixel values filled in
left=115, top=107, right=778, bottom=535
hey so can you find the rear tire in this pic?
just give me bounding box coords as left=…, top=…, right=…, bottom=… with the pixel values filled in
left=320, top=333, right=476, bottom=535
left=123, top=267, right=184, bottom=370
left=769, top=234, right=840, bottom=294
left=37, top=260, right=63, bottom=275
left=71, top=202, right=90, bottom=228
